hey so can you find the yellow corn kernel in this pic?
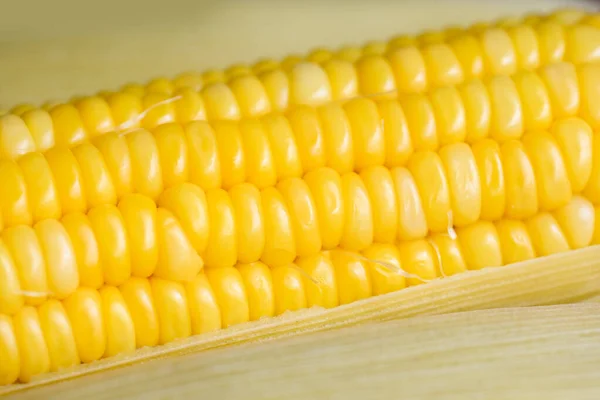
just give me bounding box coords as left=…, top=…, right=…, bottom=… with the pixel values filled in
left=3, top=225, right=48, bottom=305
left=62, top=287, right=105, bottom=363
left=0, top=160, right=32, bottom=227
left=397, top=239, right=438, bottom=286
left=303, top=168, right=344, bottom=250
left=154, top=208, right=203, bottom=282
left=61, top=212, right=103, bottom=289
left=20, top=109, right=54, bottom=153
left=361, top=243, right=406, bottom=295
left=92, top=133, right=132, bottom=199
left=488, top=75, right=524, bottom=142
left=280, top=180, right=322, bottom=257
left=173, top=88, right=206, bottom=124
left=201, top=82, right=241, bottom=121
left=448, top=34, right=484, bottom=80
left=214, top=122, right=246, bottom=189
left=158, top=183, right=208, bottom=255
left=322, top=59, right=358, bottom=101
left=340, top=172, right=373, bottom=251
left=377, top=99, right=413, bottom=168
left=307, top=48, right=333, bottom=63
left=525, top=212, right=570, bottom=256
left=13, top=307, right=50, bottom=383
left=141, top=92, right=176, bottom=130
left=539, top=62, right=579, bottom=118
left=439, top=142, right=482, bottom=227
left=260, top=187, right=296, bottom=267
left=34, top=219, right=79, bottom=300
left=0, top=114, right=36, bottom=160
left=154, top=123, right=189, bottom=189
left=399, top=94, right=438, bottom=152
left=99, top=286, right=135, bottom=358
left=0, top=315, right=19, bottom=385
left=118, top=194, right=158, bottom=278
left=203, top=189, right=237, bottom=268
left=226, top=64, right=252, bottom=80
left=329, top=249, right=372, bottom=305
left=119, top=277, right=159, bottom=348
left=336, top=46, right=363, bottom=62
left=345, top=98, right=386, bottom=170
left=76, top=96, right=115, bottom=138
left=202, top=70, right=226, bottom=85
left=185, top=273, right=222, bottom=333
left=106, top=92, right=142, bottom=131
left=253, top=59, right=279, bottom=75
left=550, top=118, right=593, bottom=193
left=522, top=131, right=572, bottom=211
left=553, top=195, right=595, bottom=249
left=318, top=104, right=354, bottom=175
left=501, top=140, right=538, bottom=219
left=507, top=24, right=540, bottom=70
left=263, top=114, right=302, bottom=180
left=205, top=267, right=249, bottom=328
left=512, top=70, right=552, bottom=132
left=363, top=41, right=388, bottom=55
left=71, top=142, right=117, bottom=209
left=237, top=262, right=274, bottom=321
left=460, top=80, right=491, bottom=143
left=0, top=239, right=23, bottom=315
left=408, top=151, right=451, bottom=233
left=355, top=55, right=396, bottom=99
left=578, top=63, right=600, bottom=129
left=456, top=220, right=503, bottom=269
left=536, top=21, right=566, bottom=64
left=495, top=219, right=536, bottom=264
left=229, top=75, right=271, bottom=118
left=146, top=78, right=174, bottom=95
left=173, top=71, right=203, bottom=90
left=480, top=28, right=517, bottom=76
left=296, top=253, right=338, bottom=309
left=272, top=264, right=307, bottom=315
left=49, top=104, right=87, bottom=147
left=88, top=204, right=131, bottom=286
left=421, top=43, right=464, bottom=87
left=18, top=153, right=60, bottom=223
left=471, top=139, right=505, bottom=221
left=360, top=166, right=397, bottom=244
left=387, top=46, right=427, bottom=94
left=125, top=129, right=163, bottom=200
left=428, top=233, right=468, bottom=277
left=430, top=86, right=467, bottom=146
left=288, top=106, right=326, bottom=172
left=258, top=69, right=289, bottom=112
left=390, top=167, right=428, bottom=240
left=240, top=120, right=277, bottom=189
left=185, top=121, right=221, bottom=191
left=10, top=104, right=34, bottom=116
left=230, top=183, right=265, bottom=264
left=44, top=147, right=87, bottom=215
left=150, top=278, right=191, bottom=345
left=289, top=62, right=332, bottom=106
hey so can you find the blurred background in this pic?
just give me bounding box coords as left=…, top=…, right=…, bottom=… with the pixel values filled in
left=0, top=0, right=594, bottom=107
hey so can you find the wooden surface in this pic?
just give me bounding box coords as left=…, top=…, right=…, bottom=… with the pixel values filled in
left=8, top=303, right=600, bottom=400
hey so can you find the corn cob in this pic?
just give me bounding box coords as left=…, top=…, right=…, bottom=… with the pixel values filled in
left=0, top=188, right=597, bottom=385
left=0, top=60, right=598, bottom=231
left=2, top=9, right=600, bottom=160
left=2, top=7, right=600, bottom=389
